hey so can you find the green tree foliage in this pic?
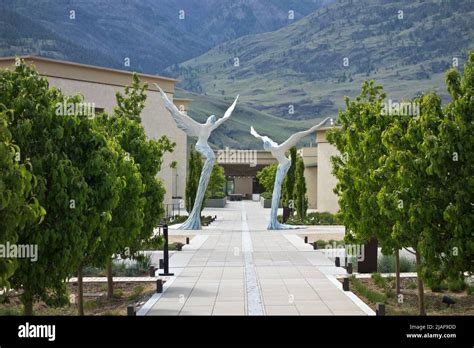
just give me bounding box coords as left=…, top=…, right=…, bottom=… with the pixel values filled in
left=106, top=74, right=175, bottom=253
left=328, top=81, right=404, bottom=292
left=282, top=147, right=297, bottom=207
left=328, top=53, right=474, bottom=315
left=185, top=148, right=203, bottom=213
left=0, top=61, right=122, bottom=314
left=207, top=164, right=225, bottom=198
left=0, top=108, right=45, bottom=289
left=256, top=163, right=277, bottom=196
left=90, top=74, right=174, bottom=302
left=293, top=156, right=308, bottom=220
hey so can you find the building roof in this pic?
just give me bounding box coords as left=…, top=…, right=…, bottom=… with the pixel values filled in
left=0, top=55, right=178, bottom=93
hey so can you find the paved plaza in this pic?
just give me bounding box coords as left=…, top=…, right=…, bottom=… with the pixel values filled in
left=139, top=201, right=374, bottom=316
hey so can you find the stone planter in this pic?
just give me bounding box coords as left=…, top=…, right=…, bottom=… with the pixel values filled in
left=260, top=196, right=282, bottom=208
left=260, top=196, right=272, bottom=208
left=205, top=196, right=227, bottom=208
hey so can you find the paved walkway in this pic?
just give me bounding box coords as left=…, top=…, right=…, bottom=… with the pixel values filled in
left=139, top=201, right=373, bottom=316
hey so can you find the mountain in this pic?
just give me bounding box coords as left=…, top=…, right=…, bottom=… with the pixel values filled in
left=175, top=89, right=319, bottom=149
left=0, top=0, right=332, bottom=74
left=0, top=8, right=123, bottom=69
left=172, top=0, right=474, bottom=119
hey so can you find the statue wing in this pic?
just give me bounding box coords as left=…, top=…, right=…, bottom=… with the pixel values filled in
left=212, top=95, right=239, bottom=130
left=154, top=83, right=201, bottom=137
left=250, top=126, right=278, bottom=147
left=279, top=117, right=331, bottom=150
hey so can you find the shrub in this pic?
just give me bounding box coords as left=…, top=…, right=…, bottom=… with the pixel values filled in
left=305, top=212, right=341, bottom=225
left=405, top=279, right=418, bottom=290
left=371, top=273, right=386, bottom=288
left=399, top=256, right=416, bottom=272
left=378, top=254, right=416, bottom=273
left=350, top=276, right=386, bottom=303
left=447, top=278, right=466, bottom=293
left=213, top=191, right=226, bottom=199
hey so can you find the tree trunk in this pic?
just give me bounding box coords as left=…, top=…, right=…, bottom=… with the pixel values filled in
left=23, top=296, right=33, bottom=316
left=77, top=265, right=84, bottom=316
left=395, top=249, right=401, bottom=295
left=415, top=252, right=426, bottom=316
left=107, top=259, right=114, bottom=300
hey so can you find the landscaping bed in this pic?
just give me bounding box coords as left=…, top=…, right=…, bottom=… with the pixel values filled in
left=0, top=281, right=157, bottom=316
left=343, top=275, right=474, bottom=315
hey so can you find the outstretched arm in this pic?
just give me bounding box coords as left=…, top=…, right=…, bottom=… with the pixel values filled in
left=279, top=117, right=331, bottom=150
left=250, top=126, right=278, bottom=147
left=154, top=83, right=201, bottom=136
left=212, top=95, right=239, bottom=130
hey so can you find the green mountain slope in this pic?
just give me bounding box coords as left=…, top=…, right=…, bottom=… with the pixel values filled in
left=1, top=0, right=332, bottom=74
left=172, top=0, right=474, bottom=119
left=175, top=89, right=320, bottom=149
left=0, top=8, right=122, bottom=68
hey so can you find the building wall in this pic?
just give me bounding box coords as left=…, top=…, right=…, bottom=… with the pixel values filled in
left=234, top=177, right=253, bottom=198
left=316, top=128, right=339, bottom=213
left=304, top=166, right=318, bottom=209
left=298, top=147, right=318, bottom=209
left=48, top=77, right=187, bottom=206
left=0, top=57, right=187, bottom=208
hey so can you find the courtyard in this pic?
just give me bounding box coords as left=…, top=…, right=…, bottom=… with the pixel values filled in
left=139, top=201, right=373, bottom=316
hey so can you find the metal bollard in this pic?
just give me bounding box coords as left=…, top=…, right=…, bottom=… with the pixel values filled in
left=127, top=304, right=136, bottom=316
left=149, top=266, right=155, bottom=277
left=335, top=257, right=341, bottom=267
left=313, top=242, right=318, bottom=250
left=376, top=303, right=385, bottom=316
left=186, top=237, right=190, bottom=244
left=304, top=236, right=308, bottom=244
left=159, top=224, right=174, bottom=276
left=159, top=259, right=164, bottom=269
left=342, top=277, right=350, bottom=291
left=156, top=279, right=163, bottom=293
left=347, top=262, right=353, bottom=274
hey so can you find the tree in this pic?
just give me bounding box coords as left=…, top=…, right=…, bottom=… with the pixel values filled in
left=207, top=164, right=225, bottom=198
left=327, top=81, right=405, bottom=301
left=328, top=53, right=474, bottom=315
left=90, top=74, right=174, bottom=302
left=256, top=163, right=277, bottom=196
left=186, top=148, right=203, bottom=213
left=0, top=108, right=45, bottom=289
left=1, top=61, right=122, bottom=314
left=379, top=54, right=474, bottom=314
left=293, top=156, right=308, bottom=220
left=282, top=147, right=297, bottom=207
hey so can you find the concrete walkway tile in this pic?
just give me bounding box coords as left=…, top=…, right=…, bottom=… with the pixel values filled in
left=296, top=302, right=333, bottom=315
left=307, top=280, right=340, bottom=290
left=212, top=301, right=245, bottom=315
left=316, top=290, right=350, bottom=301
left=265, top=305, right=299, bottom=315
left=180, top=305, right=214, bottom=315
left=185, top=296, right=216, bottom=306
left=148, top=308, right=180, bottom=316
left=323, top=299, right=360, bottom=311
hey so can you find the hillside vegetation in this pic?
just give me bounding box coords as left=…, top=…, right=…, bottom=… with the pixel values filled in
left=172, top=0, right=474, bottom=119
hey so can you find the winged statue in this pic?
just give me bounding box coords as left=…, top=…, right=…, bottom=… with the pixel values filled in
left=251, top=117, right=331, bottom=229
left=155, top=83, right=238, bottom=229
